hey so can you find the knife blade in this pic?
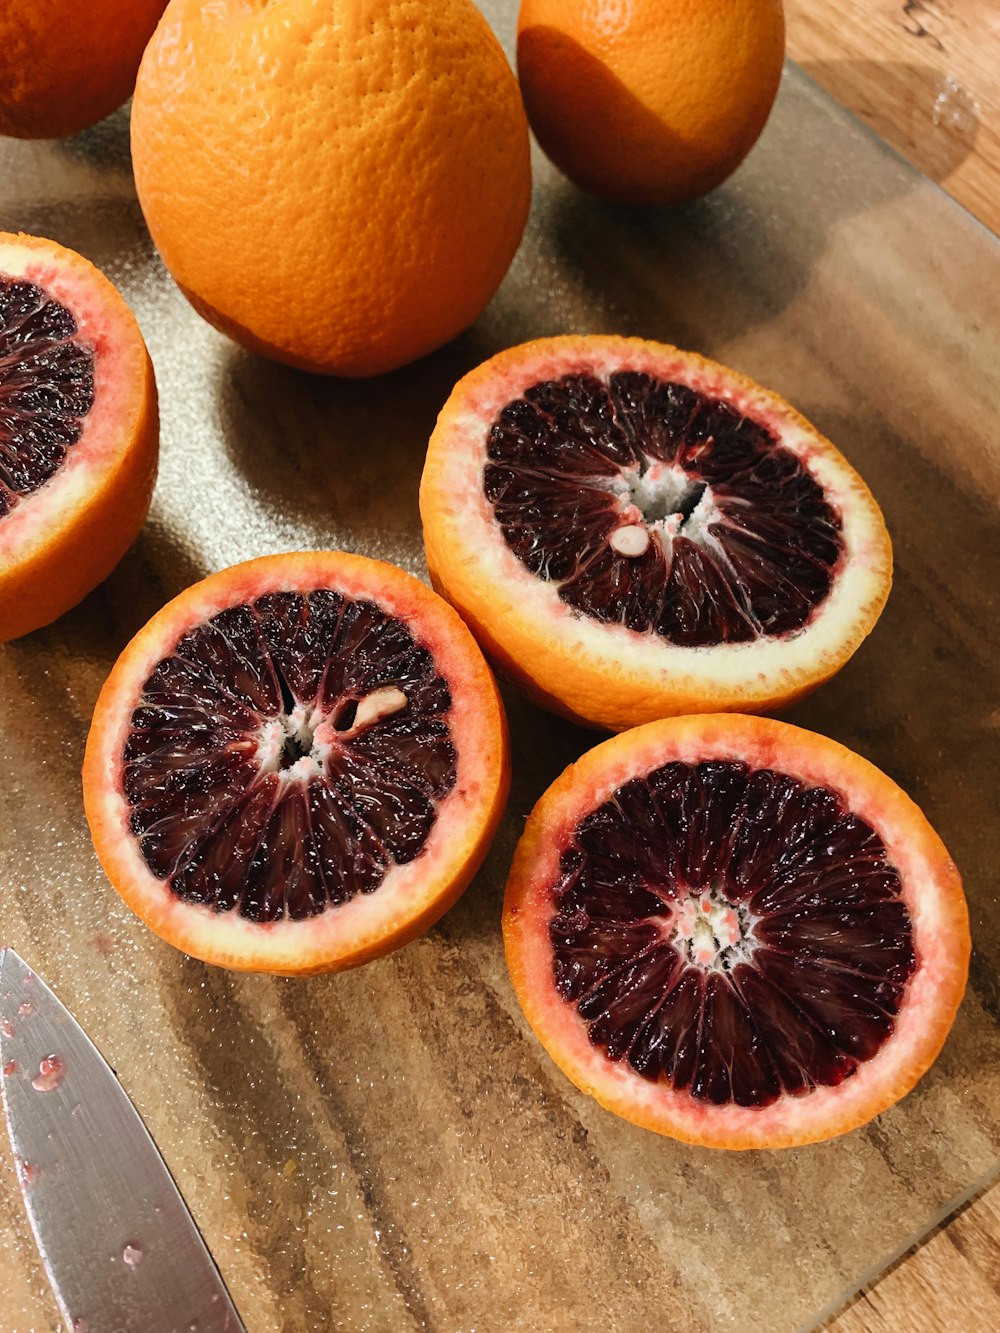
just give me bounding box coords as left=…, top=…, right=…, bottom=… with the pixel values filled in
left=0, top=947, right=246, bottom=1333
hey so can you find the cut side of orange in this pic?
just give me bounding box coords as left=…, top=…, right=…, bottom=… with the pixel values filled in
left=83, top=552, right=510, bottom=975
left=503, top=714, right=969, bottom=1149
left=420, top=335, right=892, bottom=731
left=0, top=232, right=158, bottom=641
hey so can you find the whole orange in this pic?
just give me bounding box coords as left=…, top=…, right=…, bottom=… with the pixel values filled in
left=131, top=0, right=532, bottom=377
left=0, top=0, right=168, bottom=139
left=517, top=0, right=785, bottom=205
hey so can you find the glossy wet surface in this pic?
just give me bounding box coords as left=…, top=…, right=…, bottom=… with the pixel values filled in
left=484, top=372, right=844, bottom=645
left=550, top=761, right=915, bottom=1107
left=123, top=591, right=457, bottom=921
left=0, top=276, right=95, bottom=518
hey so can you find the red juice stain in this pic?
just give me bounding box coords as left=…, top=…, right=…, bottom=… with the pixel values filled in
left=16, top=1158, right=38, bottom=1188
left=31, top=1054, right=65, bottom=1093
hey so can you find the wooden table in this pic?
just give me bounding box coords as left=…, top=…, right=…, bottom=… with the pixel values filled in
left=786, top=8, right=1000, bottom=1328
left=787, top=0, right=1000, bottom=236
left=0, top=5, right=996, bottom=1331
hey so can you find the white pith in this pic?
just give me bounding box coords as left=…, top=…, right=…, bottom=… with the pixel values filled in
left=600, top=460, right=725, bottom=569
left=422, top=339, right=892, bottom=724
left=668, top=887, right=756, bottom=970
left=256, top=705, right=324, bottom=785
left=255, top=686, right=411, bottom=788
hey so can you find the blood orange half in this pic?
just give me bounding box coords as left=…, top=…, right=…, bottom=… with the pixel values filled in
left=420, top=335, right=891, bottom=731
left=504, top=715, right=968, bottom=1149
left=0, top=232, right=158, bottom=641
left=83, top=552, right=510, bottom=975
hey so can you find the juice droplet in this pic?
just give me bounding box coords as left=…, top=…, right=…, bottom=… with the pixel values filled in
left=31, top=1055, right=65, bottom=1093
left=122, top=1242, right=144, bottom=1268
left=3, top=1059, right=18, bottom=1076
left=17, top=1158, right=38, bottom=1188
left=18, top=1001, right=34, bottom=1017
left=1, top=1018, right=14, bottom=1037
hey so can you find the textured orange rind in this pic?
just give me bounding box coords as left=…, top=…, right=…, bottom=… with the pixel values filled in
left=516, top=0, right=785, bottom=204
left=131, top=0, right=531, bottom=376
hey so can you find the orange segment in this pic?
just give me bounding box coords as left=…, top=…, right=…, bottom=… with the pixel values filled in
left=420, top=334, right=892, bottom=731
left=83, top=552, right=510, bottom=975
left=503, top=714, right=969, bottom=1149
left=130, top=0, right=531, bottom=376
left=0, top=232, right=158, bottom=642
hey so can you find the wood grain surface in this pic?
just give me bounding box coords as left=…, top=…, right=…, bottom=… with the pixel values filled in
left=828, top=1183, right=1000, bottom=1332
left=789, top=7, right=1000, bottom=1330
left=787, top=0, right=1000, bottom=236
left=0, top=4, right=998, bottom=1332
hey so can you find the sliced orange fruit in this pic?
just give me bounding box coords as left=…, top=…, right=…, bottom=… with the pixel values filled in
left=503, top=714, right=969, bottom=1149
left=0, top=232, right=158, bottom=641
left=83, top=552, right=510, bottom=975
left=421, top=335, right=892, bottom=731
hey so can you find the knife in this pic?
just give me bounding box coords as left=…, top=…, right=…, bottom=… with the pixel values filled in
left=0, top=947, right=246, bottom=1333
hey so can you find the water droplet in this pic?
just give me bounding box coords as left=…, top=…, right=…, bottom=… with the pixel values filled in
left=31, top=1054, right=65, bottom=1093
left=122, top=1242, right=144, bottom=1268
left=0, top=1018, right=14, bottom=1038
left=932, top=76, right=979, bottom=136
left=18, top=1001, right=34, bottom=1017
left=3, top=1059, right=18, bottom=1076
left=73, top=1320, right=89, bottom=1332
